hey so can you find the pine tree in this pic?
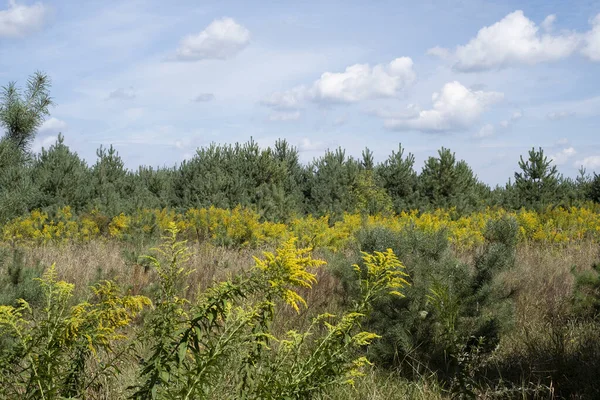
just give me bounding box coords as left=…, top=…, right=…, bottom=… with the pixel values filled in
left=32, top=134, right=92, bottom=211
left=375, top=144, right=418, bottom=212
left=514, top=147, right=559, bottom=209
left=0, top=139, right=38, bottom=222
left=0, top=71, right=53, bottom=152
left=419, top=147, right=479, bottom=212
left=91, top=145, right=129, bottom=215
left=306, top=148, right=360, bottom=219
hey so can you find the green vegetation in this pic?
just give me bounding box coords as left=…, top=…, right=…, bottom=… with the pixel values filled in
left=2, top=72, right=600, bottom=399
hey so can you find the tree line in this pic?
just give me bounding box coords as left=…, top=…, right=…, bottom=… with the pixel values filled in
left=1, top=72, right=600, bottom=224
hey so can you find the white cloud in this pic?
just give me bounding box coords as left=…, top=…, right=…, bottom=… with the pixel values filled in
left=38, top=117, right=67, bottom=133
left=550, top=147, right=576, bottom=165
left=475, top=124, right=495, bottom=138
left=575, top=155, right=600, bottom=170
left=175, top=17, right=250, bottom=61
left=384, top=81, right=503, bottom=132
left=297, top=137, right=327, bottom=153
left=541, top=14, right=556, bottom=32
left=107, top=87, right=136, bottom=100
left=0, top=0, right=48, bottom=38
left=262, top=57, right=416, bottom=108
left=547, top=110, right=576, bottom=120
left=426, top=46, right=451, bottom=59
left=499, top=110, right=523, bottom=128
left=32, top=135, right=57, bottom=152
left=268, top=110, right=300, bottom=121
left=581, top=14, right=600, bottom=61
left=261, top=86, right=307, bottom=110
left=193, top=93, right=215, bottom=102
left=429, top=11, right=580, bottom=71
left=310, top=57, right=415, bottom=103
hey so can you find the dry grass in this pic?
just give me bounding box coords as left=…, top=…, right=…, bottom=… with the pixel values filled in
left=502, top=241, right=598, bottom=324
left=4, top=239, right=598, bottom=399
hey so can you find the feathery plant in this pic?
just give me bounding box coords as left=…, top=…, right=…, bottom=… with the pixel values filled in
left=0, top=71, right=53, bottom=152
left=237, top=249, right=409, bottom=400
left=0, top=264, right=150, bottom=399
left=132, top=224, right=409, bottom=399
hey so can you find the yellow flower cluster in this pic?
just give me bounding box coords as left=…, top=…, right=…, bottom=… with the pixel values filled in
left=2, top=206, right=100, bottom=244
left=3, top=204, right=600, bottom=250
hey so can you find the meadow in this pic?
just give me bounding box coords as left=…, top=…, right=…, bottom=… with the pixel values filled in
left=2, top=73, right=600, bottom=397
left=1, top=205, right=599, bottom=399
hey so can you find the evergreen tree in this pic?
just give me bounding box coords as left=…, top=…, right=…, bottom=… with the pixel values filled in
left=375, top=144, right=418, bottom=212
left=361, top=147, right=375, bottom=170
left=0, top=72, right=53, bottom=152
left=418, top=147, right=480, bottom=212
left=514, top=147, right=559, bottom=209
left=32, top=134, right=92, bottom=211
left=306, top=148, right=360, bottom=219
left=91, top=145, right=129, bottom=215
left=0, top=139, right=37, bottom=223
left=589, top=173, right=600, bottom=203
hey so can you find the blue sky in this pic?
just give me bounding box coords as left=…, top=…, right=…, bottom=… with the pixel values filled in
left=1, top=0, right=600, bottom=185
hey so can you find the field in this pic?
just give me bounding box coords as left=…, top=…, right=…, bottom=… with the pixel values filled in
left=1, top=206, right=599, bottom=399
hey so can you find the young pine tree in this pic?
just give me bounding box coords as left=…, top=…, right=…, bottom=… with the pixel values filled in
left=375, top=144, right=418, bottom=212
left=514, top=147, right=559, bottom=209
left=418, top=147, right=480, bottom=212
left=0, top=71, right=53, bottom=152
left=32, top=134, right=92, bottom=211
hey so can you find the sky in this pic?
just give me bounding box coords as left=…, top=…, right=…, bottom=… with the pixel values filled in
left=1, top=0, right=600, bottom=186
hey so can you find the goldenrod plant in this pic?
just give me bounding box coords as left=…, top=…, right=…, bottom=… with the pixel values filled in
left=0, top=264, right=149, bottom=399
left=129, top=225, right=408, bottom=399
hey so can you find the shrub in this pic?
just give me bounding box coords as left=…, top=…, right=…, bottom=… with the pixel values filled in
left=0, top=265, right=150, bottom=399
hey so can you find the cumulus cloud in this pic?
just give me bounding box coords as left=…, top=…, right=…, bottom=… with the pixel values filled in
left=193, top=93, right=215, bottom=102
left=576, top=155, right=600, bottom=170
left=429, top=10, right=580, bottom=71
left=384, top=81, right=503, bottom=132
left=541, top=14, right=556, bottom=32
left=175, top=17, right=250, bottom=61
left=261, top=86, right=307, bottom=110
left=426, top=46, right=451, bottom=59
left=475, top=123, right=495, bottom=138
left=107, top=87, right=136, bottom=100
left=262, top=57, right=416, bottom=110
left=39, top=117, right=67, bottom=133
left=310, top=57, right=416, bottom=103
left=581, top=14, right=600, bottom=61
left=547, top=110, right=576, bottom=120
left=268, top=110, right=301, bottom=121
left=0, top=0, right=48, bottom=38
left=550, top=147, right=576, bottom=165
left=32, top=135, right=57, bottom=152
left=499, top=110, right=523, bottom=128
left=297, top=137, right=328, bottom=153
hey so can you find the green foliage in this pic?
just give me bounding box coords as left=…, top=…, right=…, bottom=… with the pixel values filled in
left=0, top=71, right=53, bottom=152
left=173, top=138, right=304, bottom=222
left=419, top=147, right=482, bottom=213
left=572, top=262, right=600, bottom=318
left=0, top=139, right=38, bottom=223
left=92, top=145, right=130, bottom=215
left=32, top=134, right=93, bottom=211
left=306, top=148, right=361, bottom=219
left=0, top=264, right=149, bottom=399
left=589, top=172, right=600, bottom=203
left=375, top=144, right=419, bottom=212
left=0, top=246, right=44, bottom=307
left=353, top=170, right=394, bottom=216
left=515, top=147, right=559, bottom=209
left=130, top=226, right=407, bottom=399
